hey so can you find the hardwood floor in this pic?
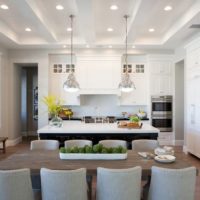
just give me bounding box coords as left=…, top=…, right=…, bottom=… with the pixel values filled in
left=0, top=138, right=200, bottom=200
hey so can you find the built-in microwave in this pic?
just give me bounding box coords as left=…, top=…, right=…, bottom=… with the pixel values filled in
left=151, top=95, right=173, bottom=132
left=151, top=96, right=172, bottom=115
left=152, top=115, right=172, bottom=132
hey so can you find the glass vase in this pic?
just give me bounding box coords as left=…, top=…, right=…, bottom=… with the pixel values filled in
left=49, top=114, right=63, bottom=127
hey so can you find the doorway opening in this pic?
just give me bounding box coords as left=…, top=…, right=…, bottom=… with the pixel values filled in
left=20, top=64, right=38, bottom=136
left=174, top=60, right=184, bottom=145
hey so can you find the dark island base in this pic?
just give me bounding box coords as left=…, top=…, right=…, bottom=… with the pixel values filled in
left=39, top=133, right=158, bottom=149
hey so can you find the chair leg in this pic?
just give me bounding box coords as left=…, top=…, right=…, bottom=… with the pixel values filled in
left=142, top=176, right=151, bottom=200
left=87, top=175, right=93, bottom=200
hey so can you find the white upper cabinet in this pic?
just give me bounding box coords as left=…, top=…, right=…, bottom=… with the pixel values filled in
left=120, top=76, right=147, bottom=105
left=187, top=48, right=200, bottom=70
left=119, top=63, right=148, bottom=105
left=49, top=55, right=80, bottom=106
left=149, top=57, right=173, bottom=95
left=76, top=55, right=121, bottom=93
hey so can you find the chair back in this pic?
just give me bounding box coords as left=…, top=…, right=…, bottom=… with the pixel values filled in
left=0, top=168, right=34, bottom=200
left=30, top=140, right=59, bottom=150
left=99, top=140, right=127, bottom=148
left=40, top=168, right=87, bottom=200
left=148, top=166, right=196, bottom=200
left=97, top=167, right=141, bottom=200
left=64, top=139, right=92, bottom=148
left=132, top=139, right=158, bottom=151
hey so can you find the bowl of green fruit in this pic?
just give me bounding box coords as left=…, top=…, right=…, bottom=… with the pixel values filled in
left=59, top=144, right=128, bottom=160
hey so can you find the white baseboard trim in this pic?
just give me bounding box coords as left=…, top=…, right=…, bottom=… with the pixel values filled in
left=6, top=136, right=22, bottom=147
left=173, top=140, right=184, bottom=146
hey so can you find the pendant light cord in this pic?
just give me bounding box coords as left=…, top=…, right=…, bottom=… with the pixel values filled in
left=124, top=15, right=129, bottom=74
left=70, top=15, right=74, bottom=70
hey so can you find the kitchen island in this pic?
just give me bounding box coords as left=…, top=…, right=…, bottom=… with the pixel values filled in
left=38, top=121, right=159, bottom=148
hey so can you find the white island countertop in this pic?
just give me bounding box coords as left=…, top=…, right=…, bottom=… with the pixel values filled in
left=38, top=121, right=159, bottom=134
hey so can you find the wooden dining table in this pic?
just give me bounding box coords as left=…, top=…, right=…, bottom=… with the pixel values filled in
left=0, top=150, right=197, bottom=176
left=0, top=150, right=198, bottom=200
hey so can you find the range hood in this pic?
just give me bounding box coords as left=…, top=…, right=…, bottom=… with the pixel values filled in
left=79, top=89, right=121, bottom=96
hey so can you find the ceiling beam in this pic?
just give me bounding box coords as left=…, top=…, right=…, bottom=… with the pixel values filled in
left=25, top=0, right=58, bottom=43
left=162, top=0, right=200, bottom=44
left=0, top=20, right=18, bottom=44
left=124, top=0, right=143, bottom=42
left=75, top=0, right=96, bottom=45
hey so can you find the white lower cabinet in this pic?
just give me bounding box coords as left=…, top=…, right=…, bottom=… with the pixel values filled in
left=158, top=132, right=173, bottom=145
left=119, top=76, right=147, bottom=105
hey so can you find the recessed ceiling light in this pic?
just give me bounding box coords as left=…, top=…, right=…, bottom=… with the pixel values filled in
left=164, top=6, right=172, bottom=11
left=108, top=45, right=112, bottom=48
left=63, top=45, right=67, bottom=48
left=132, top=45, right=136, bottom=49
left=110, top=5, right=118, bottom=10
left=86, top=45, right=90, bottom=48
left=25, top=28, right=31, bottom=32
left=67, top=27, right=72, bottom=32
left=0, top=4, right=9, bottom=9
left=56, top=5, right=64, bottom=10
left=149, top=28, right=155, bottom=32
left=107, top=28, right=113, bottom=32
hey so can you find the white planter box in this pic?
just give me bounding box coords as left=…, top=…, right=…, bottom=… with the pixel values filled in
left=59, top=153, right=128, bottom=160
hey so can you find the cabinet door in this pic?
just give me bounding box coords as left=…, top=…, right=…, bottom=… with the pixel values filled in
left=49, top=73, right=62, bottom=98
left=186, top=69, right=200, bottom=156
left=120, top=77, right=147, bottom=105
left=187, top=48, right=200, bottom=70
left=49, top=65, right=80, bottom=106
left=150, top=61, right=171, bottom=75
left=150, top=75, right=171, bottom=95
left=60, top=74, right=80, bottom=105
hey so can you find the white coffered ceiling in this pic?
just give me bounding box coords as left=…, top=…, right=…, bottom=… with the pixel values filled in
left=0, top=0, right=200, bottom=49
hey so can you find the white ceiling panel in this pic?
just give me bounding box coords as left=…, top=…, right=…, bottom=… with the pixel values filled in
left=0, top=0, right=199, bottom=49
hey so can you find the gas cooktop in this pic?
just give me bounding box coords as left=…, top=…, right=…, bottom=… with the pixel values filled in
left=83, top=116, right=116, bottom=123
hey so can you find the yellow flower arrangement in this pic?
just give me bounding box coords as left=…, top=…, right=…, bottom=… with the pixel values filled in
left=42, top=95, right=62, bottom=117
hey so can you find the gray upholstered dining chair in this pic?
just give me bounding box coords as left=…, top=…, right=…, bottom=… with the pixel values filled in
left=0, top=168, right=34, bottom=200
left=97, top=167, right=142, bottom=200
left=64, top=139, right=92, bottom=148
left=40, top=168, right=88, bottom=200
left=99, top=140, right=127, bottom=148
left=132, top=139, right=159, bottom=151
left=30, top=140, right=59, bottom=150
left=148, top=166, right=196, bottom=200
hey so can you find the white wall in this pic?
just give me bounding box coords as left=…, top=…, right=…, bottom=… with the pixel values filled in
left=0, top=46, right=9, bottom=139
left=175, top=60, right=184, bottom=142
left=68, top=95, right=148, bottom=117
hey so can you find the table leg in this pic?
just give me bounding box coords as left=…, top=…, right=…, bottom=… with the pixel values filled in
left=3, top=141, right=6, bottom=154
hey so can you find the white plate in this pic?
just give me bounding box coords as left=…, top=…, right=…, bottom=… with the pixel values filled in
left=154, top=148, right=174, bottom=156
left=154, top=155, right=176, bottom=163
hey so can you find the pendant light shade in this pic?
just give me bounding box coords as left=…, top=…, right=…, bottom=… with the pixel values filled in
left=119, top=15, right=136, bottom=92
left=63, top=15, right=80, bottom=92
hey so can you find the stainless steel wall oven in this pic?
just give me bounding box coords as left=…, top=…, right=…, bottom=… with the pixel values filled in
left=151, top=96, right=173, bottom=132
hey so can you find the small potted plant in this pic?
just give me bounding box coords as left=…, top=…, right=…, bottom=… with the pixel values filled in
left=42, top=95, right=63, bottom=127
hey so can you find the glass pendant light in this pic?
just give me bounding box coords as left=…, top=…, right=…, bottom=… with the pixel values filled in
left=63, top=15, right=80, bottom=92
left=119, top=15, right=136, bottom=92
